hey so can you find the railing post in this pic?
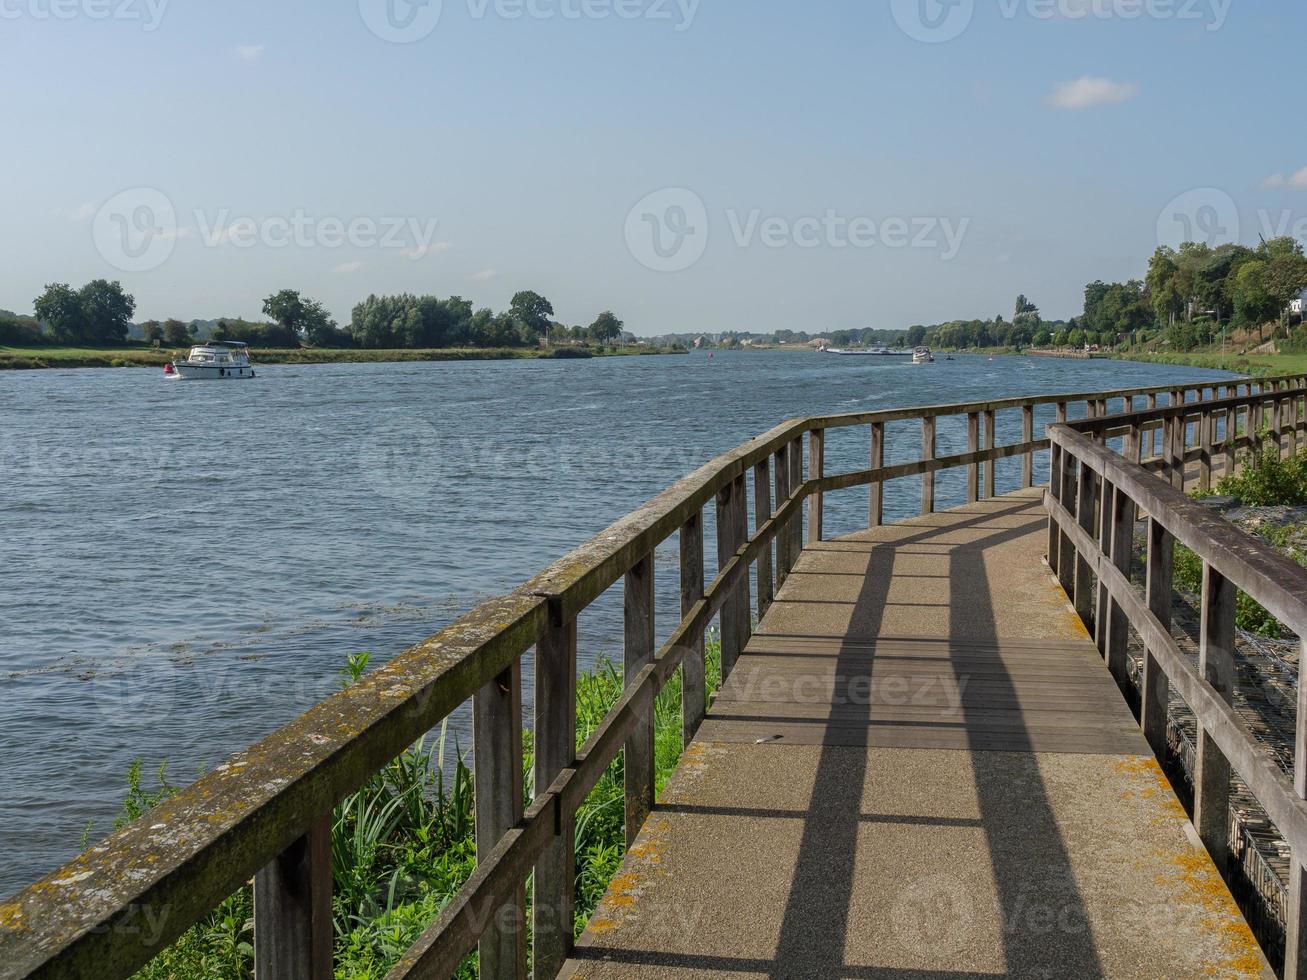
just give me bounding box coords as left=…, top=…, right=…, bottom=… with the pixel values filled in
left=966, top=412, right=980, bottom=504
left=922, top=415, right=936, bottom=515
left=774, top=443, right=791, bottom=584
left=983, top=409, right=997, bottom=499
left=254, top=817, right=333, bottom=980
left=1288, top=634, right=1307, bottom=980
left=1094, top=478, right=1113, bottom=657
left=808, top=428, right=824, bottom=543
left=473, top=661, right=526, bottom=979
left=1194, top=563, right=1236, bottom=873
left=1057, top=450, right=1078, bottom=595
left=623, top=551, right=655, bottom=848
left=533, top=613, right=577, bottom=977
left=869, top=421, right=884, bottom=528
left=1169, top=390, right=1186, bottom=491
left=1273, top=389, right=1284, bottom=458
left=680, top=512, right=706, bottom=743
left=788, top=436, right=803, bottom=558
left=754, top=458, right=774, bottom=618
left=716, top=477, right=746, bottom=682
left=1021, top=404, right=1035, bottom=489
left=1146, top=393, right=1158, bottom=459
left=1143, top=518, right=1173, bottom=759
left=1199, top=410, right=1213, bottom=492
left=1073, top=460, right=1097, bottom=627
left=1104, top=483, right=1134, bottom=688
left=1047, top=440, right=1063, bottom=570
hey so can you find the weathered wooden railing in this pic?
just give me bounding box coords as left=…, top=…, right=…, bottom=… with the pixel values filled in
left=5, top=373, right=1304, bottom=980
left=1044, top=379, right=1307, bottom=978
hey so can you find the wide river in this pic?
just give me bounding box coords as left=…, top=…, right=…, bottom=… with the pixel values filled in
left=0, top=351, right=1233, bottom=893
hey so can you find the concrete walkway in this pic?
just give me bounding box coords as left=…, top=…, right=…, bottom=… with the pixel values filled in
left=563, top=489, right=1272, bottom=979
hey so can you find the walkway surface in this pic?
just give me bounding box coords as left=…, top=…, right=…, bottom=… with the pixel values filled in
left=562, top=489, right=1272, bottom=979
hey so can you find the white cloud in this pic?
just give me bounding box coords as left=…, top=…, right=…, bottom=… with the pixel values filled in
left=59, top=202, right=96, bottom=222
left=334, top=261, right=363, bottom=274
left=469, top=268, right=496, bottom=281
left=1045, top=76, right=1138, bottom=109
left=235, top=44, right=264, bottom=62
left=405, top=242, right=452, bottom=259
left=1259, top=167, right=1307, bottom=191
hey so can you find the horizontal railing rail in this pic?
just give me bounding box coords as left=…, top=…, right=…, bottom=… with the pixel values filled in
left=1044, top=379, right=1307, bottom=978
left=6, top=372, right=1305, bottom=980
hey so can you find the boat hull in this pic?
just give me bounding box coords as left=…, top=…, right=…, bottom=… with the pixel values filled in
left=172, top=363, right=256, bottom=380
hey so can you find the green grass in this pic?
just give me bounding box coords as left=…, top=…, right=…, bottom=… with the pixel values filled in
left=1114, top=349, right=1307, bottom=377
left=116, top=641, right=721, bottom=979
left=0, top=344, right=680, bottom=370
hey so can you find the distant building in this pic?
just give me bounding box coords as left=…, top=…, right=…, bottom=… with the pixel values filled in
left=1291, top=290, right=1307, bottom=316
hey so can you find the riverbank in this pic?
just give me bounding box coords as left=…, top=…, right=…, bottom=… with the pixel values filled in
left=1108, top=350, right=1307, bottom=376
left=0, top=344, right=683, bottom=370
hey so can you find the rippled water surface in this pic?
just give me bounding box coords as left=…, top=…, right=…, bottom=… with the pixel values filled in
left=0, top=351, right=1233, bottom=892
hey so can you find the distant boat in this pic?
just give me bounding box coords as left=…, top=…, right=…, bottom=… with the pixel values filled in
left=912, top=346, right=935, bottom=364
left=167, top=341, right=256, bottom=380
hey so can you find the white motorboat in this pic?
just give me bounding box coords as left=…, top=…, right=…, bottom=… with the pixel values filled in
left=912, top=346, right=935, bottom=364
left=167, top=342, right=256, bottom=380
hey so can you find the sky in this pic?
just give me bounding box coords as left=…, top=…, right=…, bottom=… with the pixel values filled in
left=1, top=0, right=1304, bottom=335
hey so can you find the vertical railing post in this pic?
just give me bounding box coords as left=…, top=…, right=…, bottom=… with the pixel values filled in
left=1146, top=393, right=1158, bottom=459
left=1170, top=390, right=1186, bottom=490
left=1073, top=460, right=1098, bottom=627
left=774, top=443, right=791, bottom=585
left=788, top=436, right=803, bottom=559
left=1199, top=410, right=1213, bottom=492
left=1286, top=635, right=1307, bottom=980
left=921, top=415, right=936, bottom=515
left=966, top=412, right=980, bottom=504
left=1194, top=563, right=1236, bottom=872
left=733, top=473, right=752, bottom=652
left=1057, top=449, right=1078, bottom=596
left=869, top=421, right=884, bottom=528
left=1094, top=478, right=1113, bottom=657
left=473, top=661, right=526, bottom=979
left=808, top=428, right=824, bottom=543
left=533, top=612, right=577, bottom=977
left=1104, top=482, right=1133, bottom=688
left=755, top=458, right=774, bottom=618
left=1273, top=388, right=1284, bottom=459
left=623, top=552, right=655, bottom=848
left=1142, top=518, right=1173, bottom=758
left=1021, top=404, right=1035, bottom=489
left=1047, top=437, right=1062, bottom=570
left=983, top=409, right=997, bottom=499
left=716, top=475, right=749, bottom=682
left=254, top=817, right=333, bottom=980
left=680, top=512, right=706, bottom=743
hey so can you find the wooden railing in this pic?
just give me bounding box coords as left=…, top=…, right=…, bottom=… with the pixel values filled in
left=5, top=373, right=1305, bottom=980
left=1044, top=378, right=1307, bottom=979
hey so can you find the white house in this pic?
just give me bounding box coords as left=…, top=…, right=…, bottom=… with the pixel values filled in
left=1291, top=289, right=1307, bottom=317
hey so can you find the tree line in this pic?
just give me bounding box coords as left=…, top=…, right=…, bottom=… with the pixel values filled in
left=1, top=282, right=628, bottom=351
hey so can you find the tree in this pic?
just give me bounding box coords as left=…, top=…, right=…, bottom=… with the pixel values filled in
left=141, top=320, right=164, bottom=344
left=588, top=311, right=624, bottom=345
left=263, top=289, right=335, bottom=346
left=77, top=280, right=135, bottom=344
left=163, top=319, right=191, bottom=345
left=509, top=291, right=554, bottom=344
left=33, top=283, right=87, bottom=343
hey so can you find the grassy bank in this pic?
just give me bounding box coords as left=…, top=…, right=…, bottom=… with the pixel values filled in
left=1111, top=349, right=1307, bottom=376
left=113, top=641, right=720, bottom=979
left=0, top=344, right=681, bottom=371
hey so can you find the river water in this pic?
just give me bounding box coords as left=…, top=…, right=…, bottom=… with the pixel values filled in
left=0, top=351, right=1233, bottom=893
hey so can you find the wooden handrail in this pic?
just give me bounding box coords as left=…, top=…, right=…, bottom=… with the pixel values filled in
left=6, top=371, right=1306, bottom=980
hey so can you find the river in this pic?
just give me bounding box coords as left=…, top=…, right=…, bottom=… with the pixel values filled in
left=0, top=351, right=1234, bottom=893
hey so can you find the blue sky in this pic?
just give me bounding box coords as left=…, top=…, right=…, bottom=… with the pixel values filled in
left=2, top=0, right=1303, bottom=334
